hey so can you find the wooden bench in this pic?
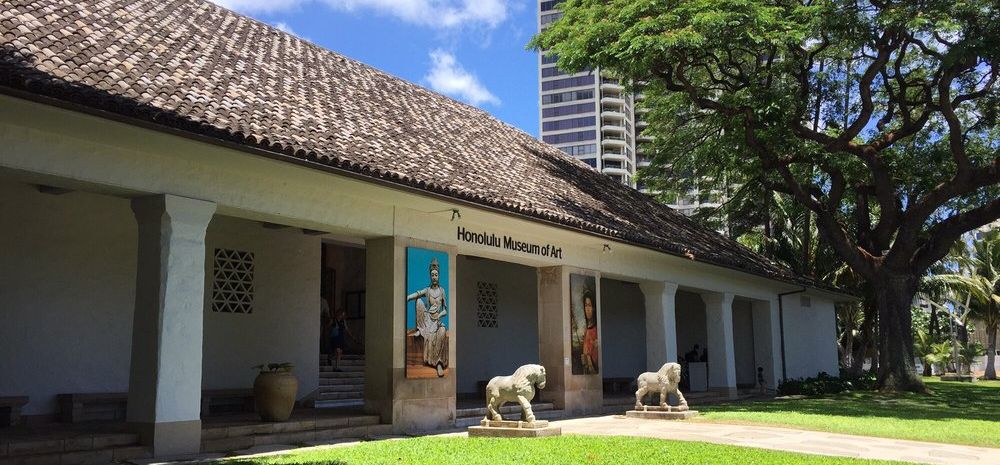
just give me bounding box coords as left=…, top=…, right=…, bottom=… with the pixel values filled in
left=57, top=392, right=127, bottom=423
left=0, top=396, right=29, bottom=427
left=201, top=389, right=255, bottom=417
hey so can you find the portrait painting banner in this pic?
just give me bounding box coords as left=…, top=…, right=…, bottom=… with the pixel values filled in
left=569, top=273, right=599, bottom=375
left=405, top=247, right=450, bottom=379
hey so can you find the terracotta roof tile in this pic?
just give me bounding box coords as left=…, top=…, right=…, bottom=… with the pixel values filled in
left=0, top=0, right=834, bottom=292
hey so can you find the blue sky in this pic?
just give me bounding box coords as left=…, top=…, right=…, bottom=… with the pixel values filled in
left=211, top=0, right=540, bottom=136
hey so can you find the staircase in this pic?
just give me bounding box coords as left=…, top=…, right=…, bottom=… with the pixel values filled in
left=201, top=413, right=390, bottom=453
left=454, top=402, right=564, bottom=428
left=316, top=354, right=365, bottom=409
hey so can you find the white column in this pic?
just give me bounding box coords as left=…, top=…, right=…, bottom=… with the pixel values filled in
left=639, top=281, right=678, bottom=371
left=127, top=194, right=216, bottom=456
left=751, top=299, right=784, bottom=390
left=702, top=292, right=737, bottom=398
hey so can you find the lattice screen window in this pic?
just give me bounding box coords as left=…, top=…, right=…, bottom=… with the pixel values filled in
left=476, top=281, right=498, bottom=328
left=212, top=248, right=255, bottom=314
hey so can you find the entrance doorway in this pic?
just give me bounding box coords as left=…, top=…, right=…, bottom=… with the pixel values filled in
left=317, top=242, right=366, bottom=409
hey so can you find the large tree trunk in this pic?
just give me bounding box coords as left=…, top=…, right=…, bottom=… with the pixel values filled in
left=875, top=275, right=926, bottom=392
left=986, top=327, right=997, bottom=381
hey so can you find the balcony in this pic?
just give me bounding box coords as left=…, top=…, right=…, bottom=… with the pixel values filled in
left=636, top=120, right=648, bottom=128
left=636, top=106, right=650, bottom=114
left=601, top=124, right=625, bottom=134
left=601, top=136, right=626, bottom=149
left=600, top=82, right=624, bottom=93
left=601, top=110, right=626, bottom=120
left=602, top=151, right=627, bottom=162
left=637, top=134, right=653, bottom=143
left=602, top=166, right=630, bottom=176
left=601, top=94, right=625, bottom=106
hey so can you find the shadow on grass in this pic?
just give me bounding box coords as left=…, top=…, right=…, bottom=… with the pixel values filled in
left=702, top=381, right=1000, bottom=422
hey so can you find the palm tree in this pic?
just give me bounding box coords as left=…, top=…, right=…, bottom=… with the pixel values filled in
left=931, top=231, right=1000, bottom=380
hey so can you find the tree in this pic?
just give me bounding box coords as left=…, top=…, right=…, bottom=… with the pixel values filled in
left=533, top=0, right=1000, bottom=391
left=930, top=230, right=1000, bottom=379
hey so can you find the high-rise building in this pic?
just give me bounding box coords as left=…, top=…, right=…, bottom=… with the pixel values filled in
left=537, top=0, right=641, bottom=188
left=537, top=0, right=726, bottom=217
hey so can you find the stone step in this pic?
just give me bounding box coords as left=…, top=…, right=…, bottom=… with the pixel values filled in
left=319, top=383, right=365, bottom=393
left=0, top=433, right=148, bottom=465
left=318, top=359, right=365, bottom=367
left=320, top=354, right=364, bottom=361
left=319, top=365, right=365, bottom=373
left=455, top=408, right=565, bottom=428
left=320, top=370, right=365, bottom=379
left=455, top=402, right=555, bottom=419
left=201, top=414, right=378, bottom=441
left=201, top=422, right=390, bottom=453
left=320, top=376, right=366, bottom=385
left=314, top=399, right=365, bottom=409
left=318, top=392, right=363, bottom=401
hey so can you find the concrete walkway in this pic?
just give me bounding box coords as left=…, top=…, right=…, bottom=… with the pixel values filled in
left=141, top=415, right=1000, bottom=465
left=552, top=415, right=999, bottom=465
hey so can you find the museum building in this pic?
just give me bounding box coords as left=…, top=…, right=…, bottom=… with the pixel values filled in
left=1, top=0, right=847, bottom=461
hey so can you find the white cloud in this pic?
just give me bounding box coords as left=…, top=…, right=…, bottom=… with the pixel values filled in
left=324, top=0, right=510, bottom=28
left=424, top=50, right=499, bottom=107
left=210, top=0, right=306, bottom=14
left=274, top=21, right=297, bottom=35
left=210, top=0, right=513, bottom=29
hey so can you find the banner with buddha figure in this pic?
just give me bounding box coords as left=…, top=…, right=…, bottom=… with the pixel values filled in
left=405, top=247, right=450, bottom=379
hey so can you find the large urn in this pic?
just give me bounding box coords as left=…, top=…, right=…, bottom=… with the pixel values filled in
left=253, top=364, right=298, bottom=422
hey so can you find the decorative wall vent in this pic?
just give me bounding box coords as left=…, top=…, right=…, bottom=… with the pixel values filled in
left=476, top=281, right=498, bottom=328
left=212, top=248, right=255, bottom=314
left=800, top=295, right=812, bottom=308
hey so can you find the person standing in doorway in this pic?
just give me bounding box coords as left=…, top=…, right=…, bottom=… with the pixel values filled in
left=757, top=366, right=767, bottom=394
left=330, top=309, right=356, bottom=372
left=320, top=297, right=332, bottom=366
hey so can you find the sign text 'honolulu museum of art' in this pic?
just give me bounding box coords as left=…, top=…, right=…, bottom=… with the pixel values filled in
left=457, top=226, right=564, bottom=259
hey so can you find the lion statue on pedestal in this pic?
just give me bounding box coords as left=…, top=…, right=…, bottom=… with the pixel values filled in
left=484, top=364, right=547, bottom=422
left=635, top=362, right=688, bottom=410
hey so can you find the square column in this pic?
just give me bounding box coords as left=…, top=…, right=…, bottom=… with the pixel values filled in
left=364, top=237, right=457, bottom=433
left=128, top=195, right=216, bottom=456
left=751, top=299, right=783, bottom=390
left=702, top=292, right=737, bottom=398
left=537, top=267, right=602, bottom=416
left=639, top=281, right=678, bottom=371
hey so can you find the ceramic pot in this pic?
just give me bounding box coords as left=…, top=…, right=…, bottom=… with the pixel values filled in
left=253, top=371, right=298, bottom=421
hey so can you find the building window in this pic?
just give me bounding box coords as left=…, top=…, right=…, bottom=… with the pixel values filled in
left=541, top=75, right=595, bottom=91
left=542, top=89, right=594, bottom=105
left=541, top=53, right=560, bottom=65
left=541, top=66, right=568, bottom=78
left=543, top=102, right=595, bottom=118
left=543, top=130, right=596, bottom=144
left=476, top=281, right=498, bottom=328
left=559, top=143, right=597, bottom=157
left=542, top=116, right=596, bottom=132
left=581, top=157, right=597, bottom=167
left=212, top=248, right=255, bottom=314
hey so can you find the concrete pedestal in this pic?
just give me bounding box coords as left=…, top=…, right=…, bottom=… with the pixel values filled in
left=468, top=419, right=562, bottom=437
left=939, top=373, right=977, bottom=382
left=625, top=405, right=700, bottom=420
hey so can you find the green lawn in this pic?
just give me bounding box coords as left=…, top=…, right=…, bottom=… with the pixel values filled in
left=697, top=378, right=1000, bottom=447
left=212, top=435, right=914, bottom=465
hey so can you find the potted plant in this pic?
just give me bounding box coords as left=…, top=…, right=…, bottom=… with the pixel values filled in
left=252, top=362, right=298, bottom=421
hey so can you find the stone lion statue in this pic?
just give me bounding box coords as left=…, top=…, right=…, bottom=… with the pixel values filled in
left=484, top=364, right=547, bottom=422
left=635, top=362, right=688, bottom=410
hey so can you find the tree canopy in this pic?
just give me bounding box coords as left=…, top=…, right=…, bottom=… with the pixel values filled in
left=533, top=0, right=1000, bottom=391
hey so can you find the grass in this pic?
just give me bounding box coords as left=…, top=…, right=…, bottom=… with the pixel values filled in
left=697, top=377, right=1000, bottom=447
left=212, top=435, right=916, bottom=465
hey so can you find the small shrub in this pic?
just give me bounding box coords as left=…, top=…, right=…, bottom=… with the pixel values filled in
left=777, top=371, right=875, bottom=396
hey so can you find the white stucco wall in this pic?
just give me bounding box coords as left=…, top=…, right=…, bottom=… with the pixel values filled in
left=202, top=216, right=321, bottom=399
left=599, top=278, right=646, bottom=379
left=675, top=290, right=707, bottom=360
left=0, top=181, right=136, bottom=416
left=732, top=299, right=757, bottom=386
left=455, top=256, right=539, bottom=394
left=781, top=295, right=840, bottom=379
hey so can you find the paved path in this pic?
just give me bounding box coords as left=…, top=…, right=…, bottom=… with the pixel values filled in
left=549, top=415, right=1000, bottom=465
left=144, top=416, right=1000, bottom=465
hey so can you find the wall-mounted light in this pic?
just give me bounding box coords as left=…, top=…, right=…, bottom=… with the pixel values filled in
left=602, top=243, right=612, bottom=253
left=451, top=209, right=461, bottom=221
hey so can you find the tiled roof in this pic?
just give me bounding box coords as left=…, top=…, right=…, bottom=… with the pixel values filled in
left=0, top=0, right=833, bottom=292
